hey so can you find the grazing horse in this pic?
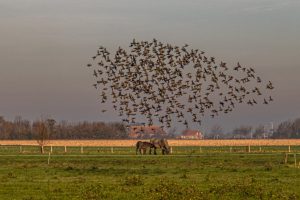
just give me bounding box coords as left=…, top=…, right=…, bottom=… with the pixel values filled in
left=150, top=138, right=170, bottom=155
left=136, top=141, right=156, bottom=155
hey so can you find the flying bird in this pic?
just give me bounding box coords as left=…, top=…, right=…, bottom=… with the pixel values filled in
left=86, top=39, right=274, bottom=128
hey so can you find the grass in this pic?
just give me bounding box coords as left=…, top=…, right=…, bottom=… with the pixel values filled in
left=1, top=145, right=300, bottom=155
left=0, top=150, right=300, bottom=199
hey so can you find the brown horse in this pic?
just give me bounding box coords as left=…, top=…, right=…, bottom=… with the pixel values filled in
left=136, top=141, right=156, bottom=155
left=150, top=138, right=170, bottom=155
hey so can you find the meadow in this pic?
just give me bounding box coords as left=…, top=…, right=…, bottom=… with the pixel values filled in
left=0, top=141, right=300, bottom=200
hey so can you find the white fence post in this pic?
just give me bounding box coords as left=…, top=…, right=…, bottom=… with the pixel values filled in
left=48, top=152, right=51, bottom=165
left=64, top=146, right=67, bottom=153
left=81, top=146, right=83, bottom=154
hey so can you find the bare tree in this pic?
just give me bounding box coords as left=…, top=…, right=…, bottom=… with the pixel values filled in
left=33, top=118, right=51, bottom=154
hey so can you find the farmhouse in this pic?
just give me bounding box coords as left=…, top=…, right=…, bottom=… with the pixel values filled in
left=179, top=129, right=204, bottom=140
left=127, top=124, right=167, bottom=139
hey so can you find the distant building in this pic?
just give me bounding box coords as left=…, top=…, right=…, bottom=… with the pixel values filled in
left=127, top=124, right=167, bottom=139
left=179, top=129, right=204, bottom=140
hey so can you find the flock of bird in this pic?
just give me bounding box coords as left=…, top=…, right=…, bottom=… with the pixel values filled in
left=87, top=39, right=274, bottom=129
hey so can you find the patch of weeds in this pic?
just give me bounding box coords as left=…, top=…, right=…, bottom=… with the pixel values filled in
left=151, top=168, right=165, bottom=175
left=25, top=175, right=34, bottom=182
left=230, top=168, right=238, bottom=172
left=22, top=197, right=35, bottom=200
left=264, top=162, right=273, bottom=171
left=204, top=174, right=211, bottom=182
left=251, top=177, right=257, bottom=183
left=7, top=171, right=17, bottom=179
left=123, top=175, right=144, bottom=186
left=271, top=177, right=279, bottom=182
left=65, top=166, right=73, bottom=171
left=190, top=150, right=196, bottom=154
left=22, top=164, right=29, bottom=168
left=81, top=183, right=110, bottom=200
left=148, top=178, right=208, bottom=200
left=208, top=179, right=298, bottom=200
left=89, top=166, right=98, bottom=171
left=52, top=188, right=63, bottom=193
left=180, top=173, right=189, bottom=179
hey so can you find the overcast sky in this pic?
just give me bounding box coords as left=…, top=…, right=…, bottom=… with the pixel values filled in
left=1, top=0, right=300, bottom=133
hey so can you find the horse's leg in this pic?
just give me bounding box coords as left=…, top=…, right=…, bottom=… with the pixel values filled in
left=154, top=147, right=157, bottom=155
left=149, top=147, right=152, bottom=155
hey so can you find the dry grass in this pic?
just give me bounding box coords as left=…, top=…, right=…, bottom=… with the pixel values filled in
left=0, top=139, right=300, bottom=147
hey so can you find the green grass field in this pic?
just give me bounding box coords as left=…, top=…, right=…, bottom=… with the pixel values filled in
left=0, top=146, right=300, bottom=200
left=1, top=145, right=300, bottom=155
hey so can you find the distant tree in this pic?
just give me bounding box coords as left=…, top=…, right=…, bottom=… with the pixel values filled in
left=0, top=118, right=13, bottom=139
left=109, top=122, right=127, bottom=139
left=0, top=116, right=5, bottom=138
left=46, top=119, right=56, bottom=132
left=209, top=124, right=224, bottom=139
left=253, top=125, right=265, bottom=139
left=167, top=127, right=177, bottom=138
left=273, top=120, right=292, bottom=139
left=291, top=118, right=300, bottom=138
left=232, top=125, right=252, bottom=139
left=13, top=116, right=23, bottom=139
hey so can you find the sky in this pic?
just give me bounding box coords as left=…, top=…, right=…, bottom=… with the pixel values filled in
left=0, top=0, right=300, bottom=133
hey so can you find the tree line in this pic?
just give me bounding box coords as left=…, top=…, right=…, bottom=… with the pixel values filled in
left=1, top=115, right=300, bottom=140
left=207, top=118, right=300, bottom=139
left=0, top=116, right=127, bottom=140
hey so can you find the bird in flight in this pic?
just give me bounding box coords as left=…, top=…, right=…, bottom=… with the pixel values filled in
left=86, top=39, right=274, bottom=128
